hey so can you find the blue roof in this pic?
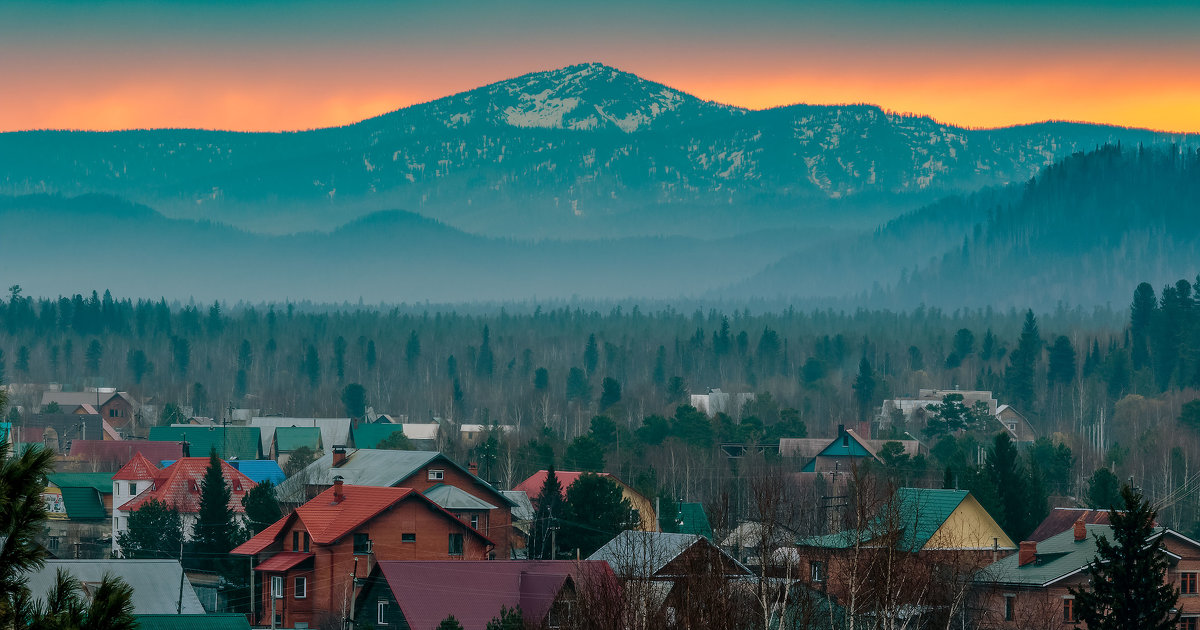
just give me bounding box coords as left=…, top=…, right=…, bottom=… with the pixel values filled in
left=230, top=460, right=285, bottom=485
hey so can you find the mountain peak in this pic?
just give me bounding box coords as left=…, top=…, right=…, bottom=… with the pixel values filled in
left=400, top=61, right=742, bottom=133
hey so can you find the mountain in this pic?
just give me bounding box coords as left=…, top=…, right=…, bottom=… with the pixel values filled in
left=1, top=63, right=1194, bottom=239
left=0, top=194, right=827, bottom=303
left=728, top=145, right=1200, bottom=309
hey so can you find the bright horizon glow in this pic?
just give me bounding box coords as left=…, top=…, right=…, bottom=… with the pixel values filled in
left=2, top=0, right=1199, bottom=134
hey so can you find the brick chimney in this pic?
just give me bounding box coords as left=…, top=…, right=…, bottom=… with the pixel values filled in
left=1018, top=541, right=1037, bottom=566
left=1074, top=517, right=1087, bottom=542
left=332, top=476, right=344, bottom=503
left=332, top=445, right=347, bottom=467
left=468, top=462, right=479, bottom=477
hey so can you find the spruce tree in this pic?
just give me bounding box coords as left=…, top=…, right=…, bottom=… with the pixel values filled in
left=1070, top=485, right=1179, bottom=630
left=191, top=450, right=235, bottom=572
left=531, top=466, right=563, bottom=559
left=852, top=355, right=876, bottom=422
left=240, top=480, right=282, bottom=536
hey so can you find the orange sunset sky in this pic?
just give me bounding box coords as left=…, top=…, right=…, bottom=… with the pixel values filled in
left=2, top=0, right=1199, bottom=133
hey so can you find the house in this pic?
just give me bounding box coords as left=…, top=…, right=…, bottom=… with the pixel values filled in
left=40, top=390, right=137, bottom=428
left=231, top=480, right=494, bottom=629
left=133, top=614, right=251, bottom=630
left=112, top=455, right=256, bottom=555
left=973, top=521, right=1200, bottom=628
left=23, top=559, right=205, bottom=614
left=690, top=388, right=756, bottom=419
left=879, top=389, right=1036, bottom=442
left=249, top=417, right=352, bottom=458
left=994, top=405, right=1038, bottom=442
left=67, top=440, right=184, bottom=472
left=41, top=472, right=113, bottom=558
left=356, top=560, right=613, bottom=630
left=354, top=421, right=443, bottom=450
left=275, top=448, right=516, bottom=558
left=352, top=422, right=411, bottom=449
left=780, top=424, right=921, bottom=473
left=13, top=414, right=103, bottom=453
left=272, top=426, right=323, bottom=467
left=589, top=531, right=752, bottom=623
left=514, top=470, right=658, bottom=532
left=148, top=425, right=262, bottom=460
left=501, top=490, right=535, bottom=558
left=721, top=521, right=799, bottom=569
left=795, top=488, right=1016, bottom=604
left=459, top=423, right=515, bottom=449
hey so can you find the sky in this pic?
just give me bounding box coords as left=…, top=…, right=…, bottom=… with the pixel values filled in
left=2, top=0, right=1199, bottom=133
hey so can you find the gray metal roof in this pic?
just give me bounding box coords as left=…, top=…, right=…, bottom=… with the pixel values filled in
left=424, top=484, right=498, bottom=511
left=501, top=490, right=535, bottom=522
left=588, top=531, right=723, bottom=578
left=275, top=449, right=440, bottom=502
left=24, top=559, right=204, bottom=614
left=250, top=417, right=351, bottom=455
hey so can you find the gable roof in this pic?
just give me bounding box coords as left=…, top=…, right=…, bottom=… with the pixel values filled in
left=250, top=417, right=351, bottom=456
left=113, top=452, right=160, bottom=481
left=513, top=470, right=631, bottom=501
left=677, top=502, right=713, bottom=540
left=233, top=484, right=494, bottom=554
left=797, top=488, right=1009, bottom=552
left=423, top=484, right=498, bottom=511
left=373, top=560, right=612, bottom=630
left=1029, top=508, right=1114, bottom=542
left=46, top=472, right=113, bottom=494
left=23, top=559, right=204, bottom=614
left=352, top=423, right=411, bottom=449
left=41, top=391, right=113, bottom=409
left=119, top=457, right=255, bottom=514
left=69, top=441, right=184, bottom=471
left=588, top=531, right=751, bottom=578
left=58, top=487, right=107, bottom=520
left=148, top=425, right=262, bottom=461
left=274, top=426, right=323, bottom=453
left=501, top=490, right=535, bottom=522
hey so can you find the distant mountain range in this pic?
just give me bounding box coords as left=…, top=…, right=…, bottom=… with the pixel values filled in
left=1, top=63, right=1194, bottom=239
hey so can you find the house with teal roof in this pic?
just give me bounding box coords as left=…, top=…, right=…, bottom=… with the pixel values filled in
left=272, top=425, right=323, bottom=468
left=786, top=424, right=920, bottom=473
left=41, top=472, right=114, bottom=558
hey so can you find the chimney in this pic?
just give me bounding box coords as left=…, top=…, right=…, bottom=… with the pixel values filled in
left=332, top=445, right=347, bottom=467
left=180, top=441, right=190, bottom=458
left=1074, top=517, right=1087, bottom=542
left=332, top=476, right=344, bottom=503
left=1018, top=541, right=1037, bottom=566
left=468, top=462, right=479, bottom=477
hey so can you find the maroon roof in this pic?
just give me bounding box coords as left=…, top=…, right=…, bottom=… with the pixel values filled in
left=68, top=440, right=185, bottom=471
left=1028, top=508, right=1114, bottom=542
left=375, top=560, right=613, bottom=630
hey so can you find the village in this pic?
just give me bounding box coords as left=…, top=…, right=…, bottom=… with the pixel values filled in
left=3, top=382, right=1194, bottom=630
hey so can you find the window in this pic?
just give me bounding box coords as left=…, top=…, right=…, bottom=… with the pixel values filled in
left=1004, top=595, right=1014, bottom=622
left=303, top=532, right=310, bottom=552
left=428, top=469, right=444, bottom=481
left=810, top=561, right=825, bottom=583
left=401, top=533, right=416, bottom=543
left=129, top=482, right=137, bottom=495
left=1062, top=597, right=1076, bottom=623
left=1183, top=572, right=1198, bottom=595
left=470, top=515, right=479, bottom=530
left=294, top=577, right=306, bottom=599
left=271, top=575, right=284, bottom=599
left=1182, top=618, right=1199, bottom=630
left=354, top=533, right=371, bottom=554
left=47, top=537, right=59, bottom=552
left=293, top=531, right=300, bottom=551
left=449, top=533, right=464, bottom=556
left=377, top=601, right=389, bottom=625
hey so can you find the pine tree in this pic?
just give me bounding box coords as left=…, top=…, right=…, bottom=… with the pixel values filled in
left=1070, top=485, right=1179, bottom=630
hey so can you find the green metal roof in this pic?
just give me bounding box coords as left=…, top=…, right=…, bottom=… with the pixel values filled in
left=148, top=426, right=261, bottom=461
left=274, top=426, right=322, bottom=452
left=352, top=423, right=408, bottom=449
left=59, top=487, right=107, bottom=520
left=677, top=502, right=714, bottom=540
left=47, top=472, right=113, bottom=493
left=797, top=488, right=969, bottom=552
left=135, top=614, right=251, bottom=630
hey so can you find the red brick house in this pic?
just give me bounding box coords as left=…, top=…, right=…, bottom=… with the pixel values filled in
left=974, top=519, right=1200, bottom=628
left=232, top=480, right=494, bottom=629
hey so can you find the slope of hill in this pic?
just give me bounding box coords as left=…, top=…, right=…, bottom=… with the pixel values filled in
left=1, top=63, right=1193, bottom=239
left=729, top=145, right=1200, bottom=309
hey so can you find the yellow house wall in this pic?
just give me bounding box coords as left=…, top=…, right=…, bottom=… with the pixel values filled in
left=617, top=485, right=658, bottom=531
left=926, top=495, right=1015, bottom=550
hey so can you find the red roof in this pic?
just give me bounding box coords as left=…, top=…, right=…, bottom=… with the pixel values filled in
left=72, top=441, right=183, bottom=471
left=1029, top=508, right=1116, bottom=542
left=119, top=457, right=255, bottom=514
left=376, top=561, right=615, bottom=630
left=113, top=452, right=161, bottom=481
left=233, top=484, right=494, bottom=556
left=512, top=470, right=614, bottom=501
left=253, top=551, right=314, bottom=573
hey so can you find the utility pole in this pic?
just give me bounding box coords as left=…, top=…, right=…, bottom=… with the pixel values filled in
left=177, top=540, right=185, bottom=614
left=549, top=507, right=557, bottom=560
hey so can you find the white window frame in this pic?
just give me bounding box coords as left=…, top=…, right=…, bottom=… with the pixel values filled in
left=294, top=576, right=306, bottom=599
left=428, top=469, right=444, bottom=481
left=810, top=561, right=825, bottom=583
left=470, top=515, right=479, bottom=530
left=377, top=600, right=389, bottom=625
left=271, top=575, right=284, bottom=599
